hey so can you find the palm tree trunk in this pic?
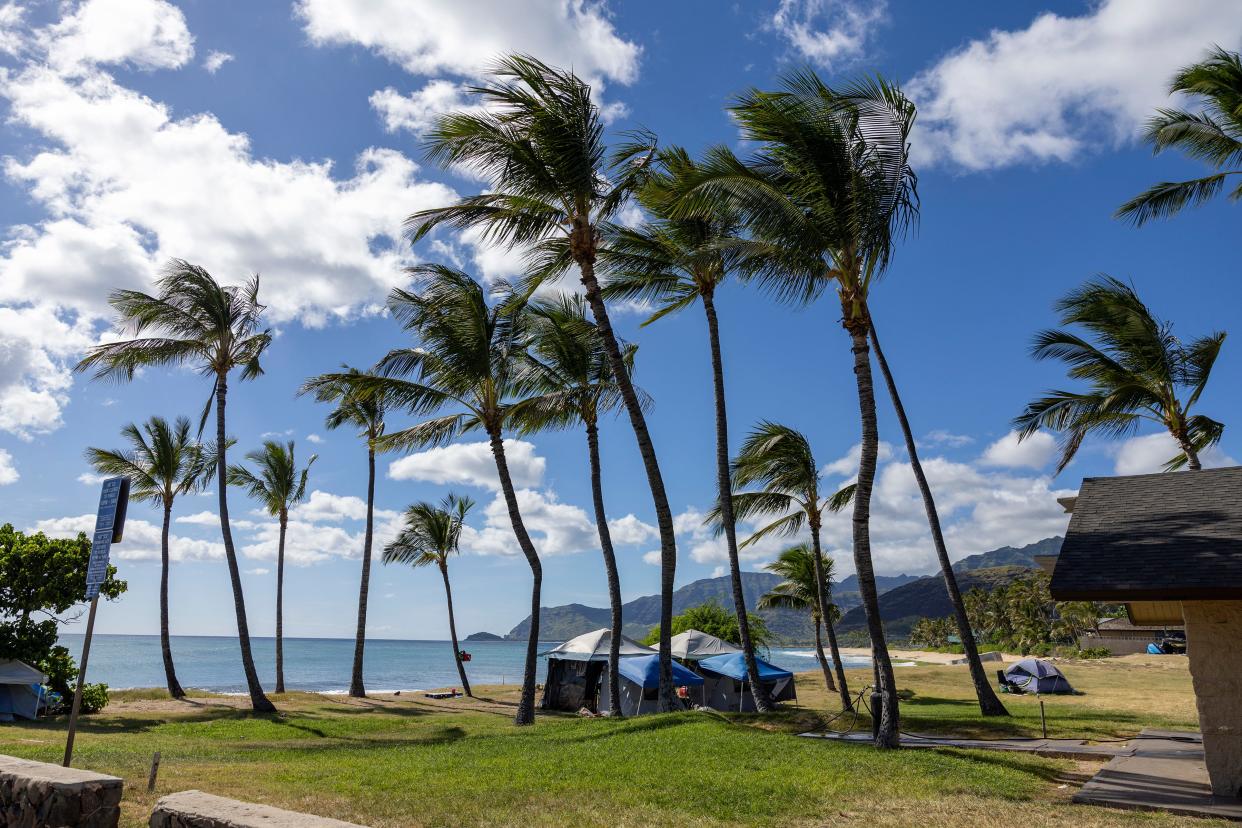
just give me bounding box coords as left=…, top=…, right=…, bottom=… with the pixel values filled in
left=842, top=312, right=898, bottom=747
left=440, top=561, right=472, bottom=697
left=577, top=252, right=677, bottom=711
left=214, top=373, right=275, bottom=713
left=812, top=526, right=852, bottom=711
left=159, top=501, right=185, bottom=699
left=702, top=291, right=772, bottom=712
left=348, top=445, right=376, bottom=698
left=869, top=324, right=1009, bottom=717
left=813, top=613, right=835, bottom=693
left=275, top=510, right=286, bottom=694
left=1175, top=430, right=1202, bottom=470
left=585, top=422, right=623, bottom=716
left=488, top=428, right=542, bottom=725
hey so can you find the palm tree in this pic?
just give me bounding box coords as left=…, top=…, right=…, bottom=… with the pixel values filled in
left=405, top=55, right=681, bottom=709
left=228, top=440, right=316, bottom=694
left=760, top=544, right=842, bottom=697
left=868, top=321, right=1009, bottom=717
left=85, top=416, right=213, bottom=698
left=716, top=421, right=852, bottom=712
left=303, top=265, right=546, bottom=725
left=299, top=367, right=390, bottom=698
left=515, top=294, right=645, bottom=716
left=1117, top=47, right=1242, bottom=226
left=672, top=73, right=918, bottom=745
left=1015, top=276, right=1225, bottom=472
left=75, top=259, right=275, bottom=713
left=599, top=147, right=773, bottom=711
left=383, top=494, right=476, bottom=696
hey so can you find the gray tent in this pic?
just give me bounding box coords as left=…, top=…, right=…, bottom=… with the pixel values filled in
left=669, top=629, right=741, bottom=664
left=698, top=653, right=796, bottom=712
left=0, top=660, right=48, bottom=722
left=1003, top=658, right=1075, bottom=694
left=540, top=629, right=657, bottom=712
left=599, top=655, right=705, bottom=716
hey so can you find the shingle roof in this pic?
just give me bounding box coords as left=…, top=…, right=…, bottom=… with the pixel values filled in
left=1050, top=466, right=1242, bottom=601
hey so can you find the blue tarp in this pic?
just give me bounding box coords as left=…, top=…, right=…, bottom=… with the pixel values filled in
left=697, top=653, right=792, bottom=682
left=617, top=654, right=703, bottom=688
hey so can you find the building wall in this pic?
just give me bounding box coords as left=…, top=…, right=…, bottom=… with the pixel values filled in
left=1182, top=600, right=1242, bottom=798
left=1078, top=633, right=1159, bottom=655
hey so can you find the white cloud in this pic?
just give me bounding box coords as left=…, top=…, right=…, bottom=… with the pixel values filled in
left=32, top=514, right=225, bottom=561
left=387, top=440, right=545, bottom=491
left=606, top=513, right=659, bottom=546
left=77, top=472, right=108, bottom=486
left=0, top=448, right=17, bottom=485
left=305, top=433, right=324, bottom=445
left=821, top=441, right=895, bottom=478
left=370, top=80, right=479, bottom=136
left=909, top=0, right=1242, bottom=170
left=45, top=0, right=194, bottom=73
left=0, top=305, right=96, bottom=439
left=245, top=567, right=269, bottom=575
left=0, top=3, right=26, bottom=57
left=292, top=490, right=396, bottom=523
left=202, top=50, right=232, bottom=73
left=460, top=488, right=596, bottom=557
left=980, top=430, right=1057, bottom=470
left=1113, top=432, right=1237, bottom=476
left=768, top=0, right=887, bottom=68
left=711, top=565, right=727, bottom=578
left=174, top=510, right=219, bottom=526
left=641, top=550, right=661, bottom=566
left=923, top=429, right=974, bottom=448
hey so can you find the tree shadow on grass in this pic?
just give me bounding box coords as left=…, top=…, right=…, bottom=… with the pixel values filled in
left=898, top=696, right=1152, bottom=741
left=233, top=725, right=470, bottom=753
left=924, top=746, right=1085, bottom=795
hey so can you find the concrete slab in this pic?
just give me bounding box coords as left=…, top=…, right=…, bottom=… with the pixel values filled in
left=798, top=730, right=1134, bottom=759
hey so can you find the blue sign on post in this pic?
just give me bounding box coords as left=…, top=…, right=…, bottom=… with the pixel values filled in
left=85, top=477, right=129, bottom=600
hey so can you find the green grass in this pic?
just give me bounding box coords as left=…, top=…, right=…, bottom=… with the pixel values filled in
left=0, top=657, right=1225, bottom=827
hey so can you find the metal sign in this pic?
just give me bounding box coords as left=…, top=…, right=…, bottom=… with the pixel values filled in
left=85, top=477, right=129, bottom=600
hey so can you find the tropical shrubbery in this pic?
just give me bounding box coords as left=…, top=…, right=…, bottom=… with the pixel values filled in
left=641, top=600, right=772, bottom=651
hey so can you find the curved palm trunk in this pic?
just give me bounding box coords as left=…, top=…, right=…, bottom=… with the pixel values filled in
left=585, top=422, right=624, bottom=716
left=812, top=613, right=835, bottom=692
left=439, top=561, right=472, bottom=697
left=842, top=313, right=898, bottom=747
left=159, top=501, right=185, bottom=699
left=348, top=446, right=376, bottom=698
left=275, top=510, right=287, bottom=694
left=811, top=527, right=852, bottom=711
left=214, top=374, right=275, bottom=713
left=1175, top=430, right=1202, bottom=470
left=869, top=324, right=1008, bottom=717
left=702, top=291, right=772, bottom=712
left=577, top=253, right=677, bottom=711
left=488, top=429, right=543, bottom=725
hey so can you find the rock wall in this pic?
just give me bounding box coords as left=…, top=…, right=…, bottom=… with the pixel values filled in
left=149, top=791, right=367, bottom=828
left=0, top=754, right=122, bottom=828
left=1182, top=600, right=1242, bottom=798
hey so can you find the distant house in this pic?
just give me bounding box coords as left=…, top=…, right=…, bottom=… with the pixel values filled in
left=1049, top=466, right=1242, bottom=798
left=1078, top=616, right=1183, bottom=655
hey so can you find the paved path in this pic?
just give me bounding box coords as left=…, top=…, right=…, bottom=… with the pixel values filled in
left=798, top=729, right=1132, bottom=759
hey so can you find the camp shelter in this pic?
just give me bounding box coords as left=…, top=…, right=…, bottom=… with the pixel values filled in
left=697, top=652, right=796, bottom=712
left=599, top=654, right=705, bottom=716
left=668, top=629, right=741, bottom=664
left=0, top=660, right=48, bottom=722
left=539, top=629, right=656, bottom=712
left=1003, top=658, right=1074, bottom=694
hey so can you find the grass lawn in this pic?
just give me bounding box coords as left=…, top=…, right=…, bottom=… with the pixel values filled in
left=0, top=655, right=1226, bottom=827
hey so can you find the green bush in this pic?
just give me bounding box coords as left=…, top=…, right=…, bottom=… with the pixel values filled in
left=78, top=683, right=110, bottom=714
left=1074, top=647, right=1112, bottom=659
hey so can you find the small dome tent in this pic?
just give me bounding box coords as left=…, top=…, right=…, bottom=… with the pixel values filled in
left=1003, top=658, right=1075, bottom=694
left=599, top=654, right=704, bottom=716
left=0, top=660, right=48, bottom=722
left=697, top=652, right=796, bottom=711
left=539, top=629, right=657, bottom=712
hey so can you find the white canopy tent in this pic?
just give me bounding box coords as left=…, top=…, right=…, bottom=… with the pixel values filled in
left=540, top=629, right=656, bottom=712
left=0, top=659, right=48, bottom=722
left=539, top=629, right=657, bottom=661
left=668, top=629, right=741, bottom=662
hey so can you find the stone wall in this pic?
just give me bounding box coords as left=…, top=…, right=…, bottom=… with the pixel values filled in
left=149, top=791, right=367, bottom=828
left=0, top=754, right=122, bottom=828
left=1182, top=600, right=1242, bottom=798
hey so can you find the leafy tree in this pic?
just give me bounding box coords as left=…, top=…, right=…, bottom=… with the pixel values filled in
left=908, top=617, right=955, bottom=649
left=384, top=494, right=476, bottom=696
left=760, top=544, right=842, bottom=696
left=86, top=416, right=214, bottom=698
left=641, top=600, right=771, bottom=651
left=1015, top=276, right=1225, bottom=472
left=960, top=574, right=1124, bottom=654
left=228, top=440, right=316, bottom=693
left=75, top=259, right=276, bottom=712
left=1117, top=47, right=1242, bottom=225
left=299, top=366, right=391, bottom=698
left=406, top=55, right=684, bottom=711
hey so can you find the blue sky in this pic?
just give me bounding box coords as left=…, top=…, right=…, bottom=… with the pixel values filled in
left=1, top=0, right=1239, bottom=641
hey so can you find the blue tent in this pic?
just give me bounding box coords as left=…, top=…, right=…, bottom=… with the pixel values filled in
left=1003, top=658, right=1075, bottom=694
left=697, top=653, right=797, bottom=711
left=600, top=654, right=704, bottom=716
left=0, top=660, right=48, bottom=722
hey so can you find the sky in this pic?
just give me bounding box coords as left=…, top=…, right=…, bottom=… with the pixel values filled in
left=1, top=0, right=1239, bottom=642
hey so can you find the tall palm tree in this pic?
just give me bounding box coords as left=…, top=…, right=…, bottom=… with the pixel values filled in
left=1117, top=47, right=1242, bottom=226
left=299, top=367, right=390, bottom=698
left=760, top=544, right=842, bottom=697
left=673, top=74, right=918, bottom=744
left=716, top=421, right=852, bottom=712
left=75, top=259, right=275, bottom=712
left=303, top=265, right=547, bottom=725
left=869, top=321, right=1008, bottom=717
left=599, top=147, right=773, bottom=711
left=383, top=494, right=476, bottom=696
left=227, top=440, right=316, bottom=694
left=1015, top=276, right=1226, bottom=472
left=405, top=55, right=681, bottom=709
left=515, top=294, right=645, bottom=716
left=85, top=416, right=213, bottom=699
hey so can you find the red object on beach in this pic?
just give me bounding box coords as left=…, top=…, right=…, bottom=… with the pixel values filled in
left=460, top=651, right=472, bottom=662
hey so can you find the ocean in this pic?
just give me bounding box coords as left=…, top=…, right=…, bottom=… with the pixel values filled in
left=56, top=634, right=877, bottom=694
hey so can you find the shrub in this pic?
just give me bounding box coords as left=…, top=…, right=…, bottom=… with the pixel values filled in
left=78, top=683, right=110, bottom=714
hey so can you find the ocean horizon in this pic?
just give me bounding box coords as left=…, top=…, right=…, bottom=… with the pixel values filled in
left=57, top=633, right=874, bottom=694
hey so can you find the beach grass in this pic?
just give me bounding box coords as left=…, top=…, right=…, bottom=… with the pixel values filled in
left=0, top=656, right=1222, bottom=827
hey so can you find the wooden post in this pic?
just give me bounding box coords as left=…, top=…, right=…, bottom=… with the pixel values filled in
left=1040, top=699, right=1047, bottom=739
left=147, top=751, right=161, bottom=792
left=62, top=595, right=99, bottom=767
